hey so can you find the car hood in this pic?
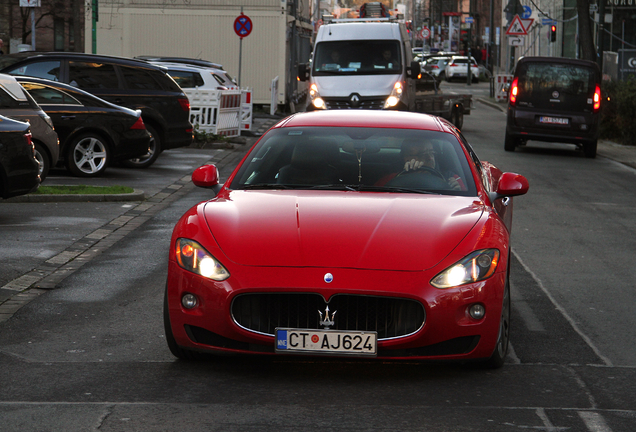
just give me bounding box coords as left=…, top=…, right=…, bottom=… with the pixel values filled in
left=312, top=75, right=401, bottom=97
left=203, top=191, right=484, bottom=271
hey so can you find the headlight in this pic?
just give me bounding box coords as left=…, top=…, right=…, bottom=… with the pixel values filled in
left=384, top=82, right=403, bottom=108
left=309, top=83, right=326, bottom=110
left=430, top=249, right=500, bottom=289
left=175, top=238, right=230, bottom=281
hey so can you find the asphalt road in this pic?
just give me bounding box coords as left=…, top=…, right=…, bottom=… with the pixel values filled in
left=1, top=103, right=635, bottom=431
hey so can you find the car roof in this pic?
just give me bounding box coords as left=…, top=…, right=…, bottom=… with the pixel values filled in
left=277, top=110, right=450, bottom=132
left=136, top=56, right=224, bottom=70
left=0, top=73, right=27, bottom=101
left=150, top=61, right=226, bottom=75
left=0, top=52, right=166, bottom=71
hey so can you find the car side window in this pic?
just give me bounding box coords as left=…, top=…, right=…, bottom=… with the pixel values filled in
left=69, top=62, right=119, bottom=89
left=21, top=84, right=82, bottom=106
left=0, top=88, right=20, bottom=108
left=166, top=70, right=203, bottom=89
left=120, top=66, right=163, bottom=90
left=7, top=61, right=62, bottom=81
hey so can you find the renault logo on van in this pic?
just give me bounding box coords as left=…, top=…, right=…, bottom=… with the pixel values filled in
left=349, top=93, right=361, bottom=108
left=552, top=91, right=560, bottom=99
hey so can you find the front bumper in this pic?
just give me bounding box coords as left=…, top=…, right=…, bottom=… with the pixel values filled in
left=165, top=261, right=506, bottom=361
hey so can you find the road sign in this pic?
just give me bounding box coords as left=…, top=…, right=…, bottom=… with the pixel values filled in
left=521, top=5, right=532, bottom=19
left=541, top=18, right=556, bottom=25
left=465, top=17, right=474, bottom=24
left=234, top=13, right=253, bottom=39
left=506, top=15, right=527, bottom=35
left=421, top=27, right=430, bottom=38
left=520, top=18, right=534, bottom=32
left=508, top=36, right=525, bottom=46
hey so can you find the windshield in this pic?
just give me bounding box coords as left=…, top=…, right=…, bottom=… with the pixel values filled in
left=229, top=127, right=477, bottom=196
left=313, top=41, right=402, bottom=76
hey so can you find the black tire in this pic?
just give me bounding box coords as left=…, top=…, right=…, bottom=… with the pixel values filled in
left=584, top=140, right=597, bottom=158
left=33, top=142, right=50, bottom=180
left=504, top=132, right=517, bottom=152
left=163, top=285, right=209, bottom=361
left=483, top=280, right=511, bottom=369
left=121, top=124, right=161, bottom=168
left=65, top=133, right=110, bottom=177
left=452, top=106, right=464, bottom=130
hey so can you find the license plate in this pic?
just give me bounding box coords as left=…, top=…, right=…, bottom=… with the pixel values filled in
left=275, top=328, right=377, bottom=357
left=539, top=116, right=569, bottom=125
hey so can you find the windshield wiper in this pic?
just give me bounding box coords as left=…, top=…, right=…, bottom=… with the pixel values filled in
left=356, top=185, right=440, bottom=195
left=308, top=184, right=357, bottom=191
left=241, top=183, right=298, bottom=190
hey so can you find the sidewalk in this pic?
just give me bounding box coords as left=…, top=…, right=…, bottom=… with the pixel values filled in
left=477, top=98, right=636, bottom=170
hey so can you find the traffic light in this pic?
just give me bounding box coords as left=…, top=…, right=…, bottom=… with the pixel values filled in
left=550, top=25, right=557, bottom=42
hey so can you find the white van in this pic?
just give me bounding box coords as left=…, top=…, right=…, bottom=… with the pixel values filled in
left=299, top=18, right=421, bottom=111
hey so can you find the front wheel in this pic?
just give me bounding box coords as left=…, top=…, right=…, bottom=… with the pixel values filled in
left=65, top=133, right=109, bottom=177
left=452, top=106, right=464, bottom=130
left=34, top=142, right=50, bottom=180
left=121, top=124, right=161, bottom=168
left=484, top=281, right=510, bottom=369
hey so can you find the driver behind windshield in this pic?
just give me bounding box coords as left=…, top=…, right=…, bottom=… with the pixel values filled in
left=376, top=139, right=464, bottom=190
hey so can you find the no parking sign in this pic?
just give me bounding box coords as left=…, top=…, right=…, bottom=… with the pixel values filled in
left=234, top=13, right=253, bottom=39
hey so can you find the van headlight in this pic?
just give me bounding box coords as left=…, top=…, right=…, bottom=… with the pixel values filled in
left=384, top=82, right=403, bottom=108
left=309, top=83, right=326, bottom=110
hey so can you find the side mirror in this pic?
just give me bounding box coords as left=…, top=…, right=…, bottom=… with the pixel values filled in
left=489, top=172, right=529, bottom=202
left=407, top=60, right=421, bottom=78
left=192, top=164, right=223, bottom=195
left=298, top=63, right=309, bottom=82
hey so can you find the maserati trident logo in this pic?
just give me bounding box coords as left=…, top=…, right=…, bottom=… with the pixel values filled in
left=324, top=273, right=333, bottom=283
left=319, top=306, right=336, bottom=329
left=552, top=90, right=560, bottom=99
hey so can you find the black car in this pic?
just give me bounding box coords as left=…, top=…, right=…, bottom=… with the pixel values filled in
left=16, top=77, right=152, bottom=177
left=0, top=52, right=193, bottom=167
left=505, top=56, right=602, bottom=158
left=0, top=115, right=40, bottom=199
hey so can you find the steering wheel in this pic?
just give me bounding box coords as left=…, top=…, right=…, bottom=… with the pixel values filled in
left=396, top=166, right=446, bottom=180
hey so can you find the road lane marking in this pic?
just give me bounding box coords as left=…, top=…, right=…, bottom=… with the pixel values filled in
left=578, top=411, right=613, bottom=432
left=512, top=249, right=613, bottom=367
left=510, top=280, right=546, bottom=332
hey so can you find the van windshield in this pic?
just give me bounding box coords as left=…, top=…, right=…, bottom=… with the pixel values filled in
left=313, top=41, right=402, bottom=76
left=516, top=62, right=596, bottom=112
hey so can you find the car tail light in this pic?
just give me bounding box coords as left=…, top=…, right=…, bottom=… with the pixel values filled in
left=431, top=65, right=439, bottom=69
left=593, top=85, right=601, bottom=112
left=129, top=116, right=146, bottom=130
left=509, top=77, right=519, bottom=105
left=178, top=97, right=190, bottom=112
left=449, top=63, right=457, bottom=67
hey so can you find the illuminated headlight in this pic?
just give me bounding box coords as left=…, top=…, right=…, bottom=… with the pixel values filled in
left=175, top=238, right=230, bottom=281
left=384, top=82, right=403, bottom=108
left=430, top=249, right=500, bottom=289
left=309, top=83, right=326, bottom=110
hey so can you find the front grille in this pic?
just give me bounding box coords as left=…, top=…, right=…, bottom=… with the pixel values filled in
left=324, top=97, right=386, bottom=110
left=231, top=293, right=425, bottom=340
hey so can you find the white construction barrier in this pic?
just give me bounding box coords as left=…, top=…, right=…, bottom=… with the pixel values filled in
left=185, top=87, right=253, bottom=137
left=495, top=74, right=513, bottom=102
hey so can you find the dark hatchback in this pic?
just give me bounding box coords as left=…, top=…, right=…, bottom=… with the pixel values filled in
left=0, top=52, right=192, bottom=167
left=16, top=76, right=151, bottom=177
left=505, top=56, right=602, bottom=158
left=0, top=115, right=39, bottom=199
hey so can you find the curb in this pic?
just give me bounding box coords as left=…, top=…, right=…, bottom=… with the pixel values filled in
left=477, top=97, right=506, bottom=112
left=1, top=188, right=145, bottom=203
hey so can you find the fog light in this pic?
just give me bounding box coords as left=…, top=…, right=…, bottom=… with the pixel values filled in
left=181, top=293, right=198, bottom=309
left=468, top=303, right=485, bottom=320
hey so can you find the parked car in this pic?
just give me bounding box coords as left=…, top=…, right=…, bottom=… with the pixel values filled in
left=0, top=52, right=193, bottom=168
left=150, top=61, right=238, bottom=91
left=0, top=115, right=40, bottom=199
left=444, top=56, right=479, bottom=82
left=505, top=56, right=602, bottom=158
left=0, top=73, right=59, bottom=179
left=163, top=110, right=529, bottom=368
left=16, top=76, right=151, bottom=177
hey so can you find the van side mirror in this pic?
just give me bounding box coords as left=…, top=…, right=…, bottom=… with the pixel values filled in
left=298, top=63, right=309, bottom=82
left=407, top=61, right=421, bottom=78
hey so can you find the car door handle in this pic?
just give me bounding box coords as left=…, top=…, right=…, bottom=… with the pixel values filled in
left=60, top=115, right=76, bottom=120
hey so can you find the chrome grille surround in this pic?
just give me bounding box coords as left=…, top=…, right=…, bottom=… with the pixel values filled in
left=231, top=293, right=426, bottom=341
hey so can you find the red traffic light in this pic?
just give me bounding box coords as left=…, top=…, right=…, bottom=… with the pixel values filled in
left=550, top=25, right=557, bottom=42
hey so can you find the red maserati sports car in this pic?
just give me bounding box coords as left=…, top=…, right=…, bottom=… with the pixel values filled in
left=164, top=110, right=529, bottom=368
